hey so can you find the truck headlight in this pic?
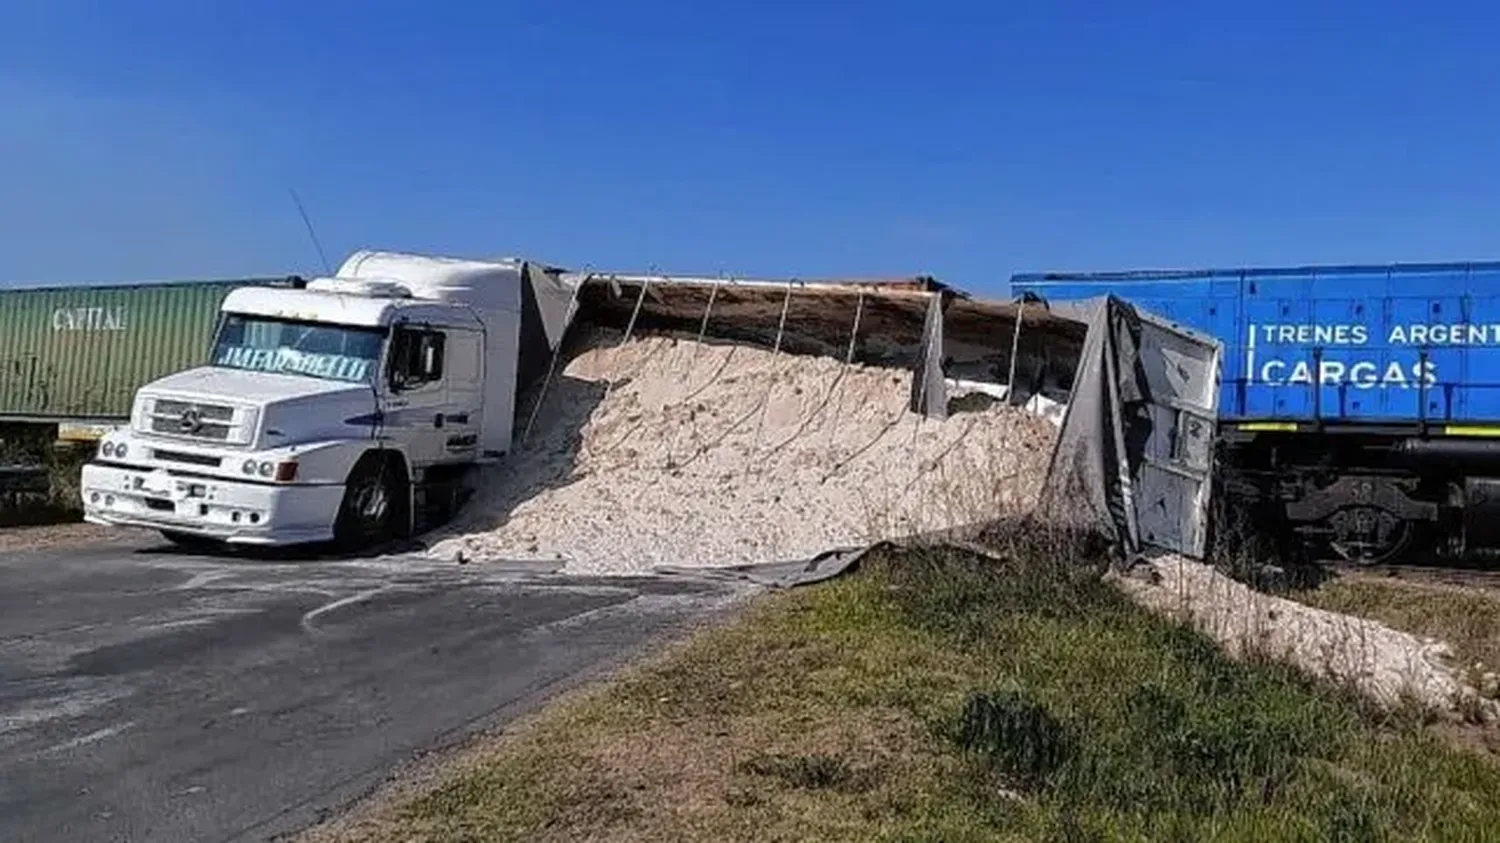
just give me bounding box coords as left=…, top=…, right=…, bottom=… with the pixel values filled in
left=101, top=442, right=115, bottom=458
left=258, top=461, right=274, bottom=478
left=115, top=443, right=128, bottom=460
left=242, top=459, right=258, bottom=476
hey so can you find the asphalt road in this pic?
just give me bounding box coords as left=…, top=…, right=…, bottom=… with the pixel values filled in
left=0, top=537, right=749, bottom=843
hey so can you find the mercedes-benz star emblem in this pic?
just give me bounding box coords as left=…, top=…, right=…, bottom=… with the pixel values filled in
left=178, top=408, right=204, bottom=434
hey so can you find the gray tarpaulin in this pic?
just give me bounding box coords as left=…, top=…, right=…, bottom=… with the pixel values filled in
left=908, top=291, right=950, bottom=419
left=516, top=263, right=585, bottom=394
left=654, top=548, right=870, bottom=588
left=649, top=518, right=1097, bottom=588
left=652, top=522, right=999, bottom=588
left=1038, top=296, right=1143, bottom=554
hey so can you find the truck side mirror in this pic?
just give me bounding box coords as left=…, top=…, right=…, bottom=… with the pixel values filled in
left=418, top=333, right=445, bottom=380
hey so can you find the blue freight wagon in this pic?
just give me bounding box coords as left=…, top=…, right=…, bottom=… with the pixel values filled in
left=1011, top=261, right=1500, bottom=564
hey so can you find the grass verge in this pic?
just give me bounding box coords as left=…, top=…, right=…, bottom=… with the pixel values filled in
left=307, top=544, right=1500, bottom=842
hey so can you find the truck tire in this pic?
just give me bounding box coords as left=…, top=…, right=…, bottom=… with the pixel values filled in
left=334, top=455, right=402, bottom=551
left=160, top=530, right=226, bottom=553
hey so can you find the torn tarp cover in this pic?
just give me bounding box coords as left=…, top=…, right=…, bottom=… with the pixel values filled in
left=651, top=521, right=1001, bottom=588
left=516, top=263, right=586, bottom=395
left=1038, top=296, right=1148, bottom=557
left=908, top=290, right=950, bottom=419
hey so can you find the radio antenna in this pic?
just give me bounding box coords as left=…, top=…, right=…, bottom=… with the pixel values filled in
left=289, top=188, right=332, bottom=275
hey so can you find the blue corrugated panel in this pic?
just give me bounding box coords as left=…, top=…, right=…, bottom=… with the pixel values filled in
left=1010, top=261, right=1500, bottom=425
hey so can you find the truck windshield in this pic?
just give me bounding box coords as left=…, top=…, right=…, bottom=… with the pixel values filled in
left=211, top=314, right=386, bottom=384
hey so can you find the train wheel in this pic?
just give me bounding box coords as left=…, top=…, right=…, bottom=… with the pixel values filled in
left=1327, top=506, right=1414, bottom=565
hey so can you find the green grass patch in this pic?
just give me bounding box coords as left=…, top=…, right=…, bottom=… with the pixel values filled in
left=309, top=543, right=1500, bottom=843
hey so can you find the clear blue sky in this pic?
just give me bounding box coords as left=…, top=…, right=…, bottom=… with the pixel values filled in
left=3, top=1, right=1498, bottom=293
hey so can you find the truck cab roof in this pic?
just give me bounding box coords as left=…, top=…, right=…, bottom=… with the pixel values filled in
left=220, top=283, right=481, bottom=330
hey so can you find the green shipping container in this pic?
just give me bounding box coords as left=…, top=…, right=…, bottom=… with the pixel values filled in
left=0, top=278, right=302, bottom=422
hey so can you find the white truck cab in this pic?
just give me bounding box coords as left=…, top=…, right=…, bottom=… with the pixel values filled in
left=80, top=250, right=574, bottom=550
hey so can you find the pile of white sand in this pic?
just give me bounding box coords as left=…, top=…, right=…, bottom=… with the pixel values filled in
left=427, top=331, right=1058, bottom=575
left=1116, top=554, right=1495, bottom=716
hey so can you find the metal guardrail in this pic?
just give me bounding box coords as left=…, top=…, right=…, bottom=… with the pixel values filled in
left=0, top=466, right=49, bottom=494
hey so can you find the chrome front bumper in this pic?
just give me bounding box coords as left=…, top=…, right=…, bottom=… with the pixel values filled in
left=80, top=463, right=345, bottom=545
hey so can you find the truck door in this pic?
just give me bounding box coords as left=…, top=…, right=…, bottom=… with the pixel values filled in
left=385, top=324, right=451, bottom=467
left=440, top=329, right=484, bottom=462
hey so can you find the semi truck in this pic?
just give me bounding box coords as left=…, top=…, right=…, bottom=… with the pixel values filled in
left=1011, top=261, right=1500, bottom=564
left=79, top=250, right=577, bottom=550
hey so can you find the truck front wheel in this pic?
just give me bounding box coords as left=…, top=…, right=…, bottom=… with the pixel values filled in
left=334, top=454, right=405, bottom=551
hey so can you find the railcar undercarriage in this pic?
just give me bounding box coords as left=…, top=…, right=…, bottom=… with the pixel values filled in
left=1217, top=430, right=1500, bottom=565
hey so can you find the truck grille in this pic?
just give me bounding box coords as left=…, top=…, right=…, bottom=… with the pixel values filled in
left=151, top=449, right=223, bottom=468
left=145, top=399, right=239, bottom=442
